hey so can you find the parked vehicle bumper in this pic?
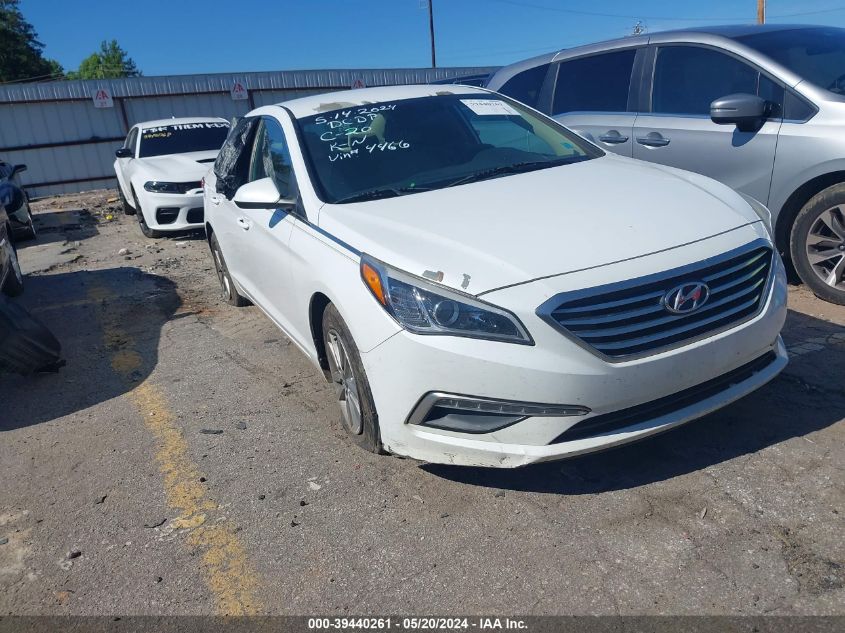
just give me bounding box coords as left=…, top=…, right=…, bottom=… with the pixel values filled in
left=362, top=247, right=789, bottom=468
left=137, top=190, right=205, bottom=231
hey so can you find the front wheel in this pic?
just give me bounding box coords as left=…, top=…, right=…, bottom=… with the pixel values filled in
left=133, top=191, right=163, bottom=238
left=322, top=303, right=383, bottom=454
left=790, top=184, right=845, bottom=305
left=2, top=239, right=24, bottom=297
left=120, top=187, right=136, bottom=216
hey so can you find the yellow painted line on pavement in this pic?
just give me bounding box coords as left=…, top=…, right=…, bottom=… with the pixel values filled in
left=89, top=284, right=262, bottom=615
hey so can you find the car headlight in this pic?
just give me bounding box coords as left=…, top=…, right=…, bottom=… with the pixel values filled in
left=740, top=193, right=773, bottom=238
left=143, top=181, right=201, bottom=194
left=360, top=255, right=533, bottom=345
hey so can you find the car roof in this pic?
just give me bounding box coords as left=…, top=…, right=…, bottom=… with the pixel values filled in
left=275, top=84, right=490, bottom=118
left=498, top=24, right=832, bottom=69
left=658, top=23, right=830, bottom=38
left=136, top=116, right=229, bottom=129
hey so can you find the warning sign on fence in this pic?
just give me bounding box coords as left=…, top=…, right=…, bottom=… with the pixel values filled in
left=92, top=88, right=113, bottom=108
left=231, top=81, right=248, bottom=100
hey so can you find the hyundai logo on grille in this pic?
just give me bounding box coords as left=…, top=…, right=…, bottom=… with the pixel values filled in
left=662, top=282, right=710, bottom=314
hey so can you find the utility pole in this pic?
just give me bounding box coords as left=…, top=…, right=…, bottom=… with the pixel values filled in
left=428, top=0, right=437, bottom=68
left=757, top=0, right=765, bottom=24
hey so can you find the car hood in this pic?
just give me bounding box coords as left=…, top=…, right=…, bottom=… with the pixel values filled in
left=135, top=150, right=218, bottom=181
left=317, top=154, right=762, bottom=295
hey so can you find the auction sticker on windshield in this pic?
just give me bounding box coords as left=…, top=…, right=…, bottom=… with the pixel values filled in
left=460, top=99, right=520, bottom=116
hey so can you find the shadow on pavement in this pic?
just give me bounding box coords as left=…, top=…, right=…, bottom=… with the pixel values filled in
left=0, top=267, right=180, bottom=432
left=423, top=309, right=845, bottom=494
left=22, top=209, right=100, bottom=247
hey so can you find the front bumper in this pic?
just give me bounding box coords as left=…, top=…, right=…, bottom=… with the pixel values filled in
left=361, top=234, right=789, bottom=468
left=138, top=190, right=204, bottom=231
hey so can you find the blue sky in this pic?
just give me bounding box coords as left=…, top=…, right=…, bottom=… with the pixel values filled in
left=21, top=0, right=845, bottom=76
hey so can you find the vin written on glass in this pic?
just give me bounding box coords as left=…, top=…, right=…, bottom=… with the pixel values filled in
left=313, top=103, right=412, bottom=162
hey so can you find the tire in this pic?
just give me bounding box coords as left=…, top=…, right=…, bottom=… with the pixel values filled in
left=789, top=183, right=845, bottom=306
left=209, top=232, right=248, bottom=307
left=321, top=303, right=383, bottom=454
left=19, top=201, right=36, bottom=241
left=2, top=238, right=24, bottom=297
left=120, top=187, right=136, bottom=216
left=0, top=296, right=62, bottom=375
left=133, top=191, right=163, bottom=238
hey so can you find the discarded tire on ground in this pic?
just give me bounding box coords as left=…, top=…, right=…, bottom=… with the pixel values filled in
left=0, top=297, right=63, bottom=375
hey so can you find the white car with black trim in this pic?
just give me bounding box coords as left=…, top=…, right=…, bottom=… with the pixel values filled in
left=203, top=85, right=788, bottom=468
left=114, top=117, right=230, bottom=237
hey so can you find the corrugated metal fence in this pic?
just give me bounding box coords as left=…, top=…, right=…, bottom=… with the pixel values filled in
left=0, top=67, right=496, bottom=197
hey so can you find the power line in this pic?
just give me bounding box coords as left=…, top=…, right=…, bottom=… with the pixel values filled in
left=488, top=0, right=845, bottom=21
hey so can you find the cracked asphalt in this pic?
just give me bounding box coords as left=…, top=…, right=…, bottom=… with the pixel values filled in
left=0, top=190, right=842, bottom=615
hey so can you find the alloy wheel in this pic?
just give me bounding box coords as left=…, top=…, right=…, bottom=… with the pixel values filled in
left=805, top=205, right=845, bottom=290
left=325, top=328, right=362, bottom=435
left=211, top=244, right=232, bottom=301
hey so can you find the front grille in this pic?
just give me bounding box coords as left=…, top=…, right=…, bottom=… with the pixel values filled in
left=155, top=207, right=179, bottom=224
left=549, top=351, right=778, bottom=443
left=186, top=207, right=204, bottom=223
left=537, top=240, right=774, bottom=360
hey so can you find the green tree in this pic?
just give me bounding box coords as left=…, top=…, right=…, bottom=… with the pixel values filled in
left=67, top=40, right=140, bottom=80
left=0, top=0, right=64, bottom=82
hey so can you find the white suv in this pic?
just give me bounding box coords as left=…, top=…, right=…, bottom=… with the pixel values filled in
left=203, top=85, right=787, bottom=468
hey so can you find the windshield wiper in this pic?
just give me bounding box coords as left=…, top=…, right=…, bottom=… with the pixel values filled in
left=445, top=156, right=587, bottom=188
left=333, top=186, right=428, bottom=204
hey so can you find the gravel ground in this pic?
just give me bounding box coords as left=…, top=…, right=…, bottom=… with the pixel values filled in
left=0, top=189, right=842, bottom=616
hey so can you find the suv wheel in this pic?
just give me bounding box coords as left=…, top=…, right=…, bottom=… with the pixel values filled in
left=790, top=183, right=845, bottom=305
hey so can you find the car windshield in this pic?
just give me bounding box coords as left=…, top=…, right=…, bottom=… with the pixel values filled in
left=738, top=27, right=845, bottom=95
left=139, top=122, right=230, bottom=158
left=295, top=93, right=600, bottom=204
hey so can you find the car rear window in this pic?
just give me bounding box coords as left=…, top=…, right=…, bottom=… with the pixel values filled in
left=498, top=63, right=550, bottom=109
left=738, top=27, right=845, bottom=96
left=139, top=122, right=230, bottom=158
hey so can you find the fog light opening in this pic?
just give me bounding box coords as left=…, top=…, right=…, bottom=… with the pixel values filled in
left=407, top=392, right=590, bottom=434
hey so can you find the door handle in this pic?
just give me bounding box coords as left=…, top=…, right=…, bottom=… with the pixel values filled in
left=209, top=195, right=221, bottom=206
left=236, top=217, right=252, bottom=231
left=636, top=134, right=670, bottom=147
left=598, top=131, right=629, bottom=144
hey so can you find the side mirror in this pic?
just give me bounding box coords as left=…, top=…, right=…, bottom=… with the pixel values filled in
left=710, top=93, right=768, bottom=132
left=12, top=164, right=27, bottom=175
left=233, top=177, right=294, bottom=209
left=115, top=147, right=133, bottom=158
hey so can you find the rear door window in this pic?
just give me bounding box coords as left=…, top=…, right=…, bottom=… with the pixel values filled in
left=652, top=46, right=758, bottom=115
left=497, top=63, right=550, bottom=109
left=552, top=49, right=636, bottom=115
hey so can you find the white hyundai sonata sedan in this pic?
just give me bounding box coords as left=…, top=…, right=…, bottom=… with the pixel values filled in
left=203, top=85, right=787, bottom=468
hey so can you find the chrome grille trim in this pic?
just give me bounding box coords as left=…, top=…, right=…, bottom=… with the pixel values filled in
left=537, top=239, right=775, bottom=362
